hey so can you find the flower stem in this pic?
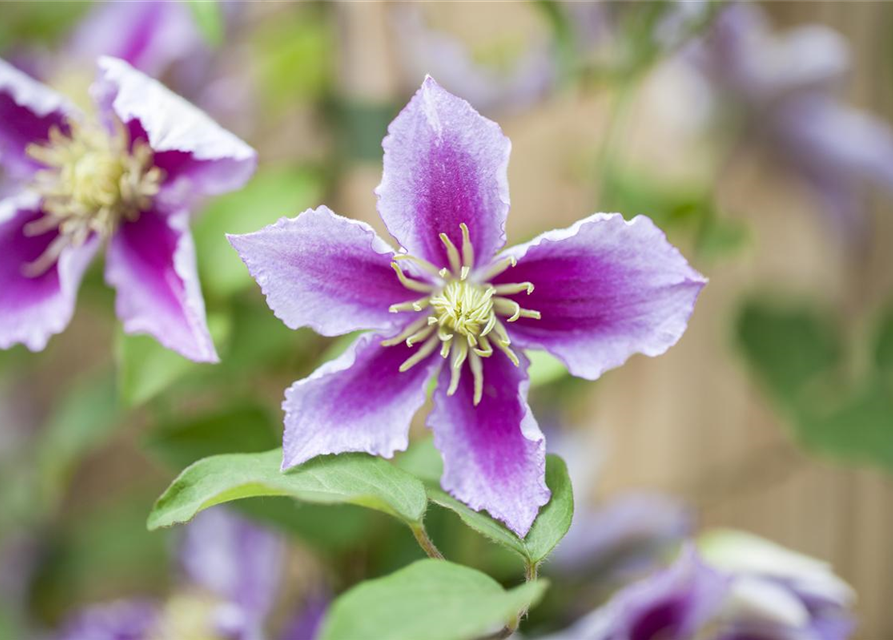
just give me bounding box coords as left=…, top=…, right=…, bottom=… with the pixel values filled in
left=410, top=522, right=444, bottom=560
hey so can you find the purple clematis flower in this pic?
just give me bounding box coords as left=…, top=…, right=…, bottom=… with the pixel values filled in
left=543, top=533, right=856, bottom=640
left=229, top=77, right=705, bottom=536
left=544, top=545, right=729, bottom=640
left=692, top=3, right=893, bottom=237
left=55, top=508, right=321, bottom=640
left=0, top=55, right=255, bottom=360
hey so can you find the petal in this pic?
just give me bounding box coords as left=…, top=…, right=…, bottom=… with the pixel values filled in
left=54, top=599, right=159, bottom=640
left=427, top=351, right=550, bottom=536
left=552, top=492, right=693, bottom=577
left=279, top=595, right=328, bottom=640
left=0, top=192, right=97, bottom=352
left=494, top=213, right=706, bottom=381
left=546, top=546, right=729, bottom=640
left=375, top=76, right=511, bottom=268
left=0, top=58, right=77, bottom=180
left=179, top=508, right=284, bottom=620
left=228, top=207, right=418, bottom=337
left=68, top=1, right=202, bottom=77
left=282, top=331, right=439, bottom=470
left=105, top=207, right=218, bottom=363
left=94, top=56, right=256, bottom=203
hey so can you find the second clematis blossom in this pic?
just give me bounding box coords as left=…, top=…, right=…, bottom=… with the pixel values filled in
left=230, top=77, right=705, bottom=536
left=0, top=56, right=255, bottom=361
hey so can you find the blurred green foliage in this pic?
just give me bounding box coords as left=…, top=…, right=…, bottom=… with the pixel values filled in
left=737, top=297, right=893, bottom=470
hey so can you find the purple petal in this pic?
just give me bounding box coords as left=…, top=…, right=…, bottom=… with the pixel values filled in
left=105, top=208, right=217, bottom=363
left=228, top=207, right=416, bottom=337
left=68, top=1, right=202, bottom=78
left=94, top=56, right=256, bottom=205
left=0, top=58, right=76, bottom=180
left=494, top=213, right=706, bottom=380
left=282, top=331, right=439, bottom=470
left=549, top=546, right=729, bottom=640
left=427, top=351, right=550, bottom=536
left=54, top=599, right=158, bottom=640
left=179, top=508, right=284, bottom=621
left=552, top=492, right=693, bottom=578
left=375, top=76, right=510, bottom=268
left=699, top=4, right=849, bottom=104
left=775, top=95, right=893, bottom=192
left=0, top=192, right=98, bottom=352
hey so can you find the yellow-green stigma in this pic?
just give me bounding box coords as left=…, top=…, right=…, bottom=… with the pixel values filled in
left=147, top=591, right=229, bottom=640
left=384, top=223, right=541, bottom=405
left=23, top=118, right=163, bottom=276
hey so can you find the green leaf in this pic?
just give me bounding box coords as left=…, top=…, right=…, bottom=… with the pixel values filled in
left=115, top=314, right=230, bottom=407
left=148, top=449, right=428, bottom=530
left=799, top=379, right=893, bottom=469
left=397, top=442, right=574, bottom=566
left=874, top=303, right=893, bottom=376
left=193, top=166, right=324, bottom=299
left=318, top=559, right=548, bottom=640
left=696, top=215, right=750, bottom=260
left=188, top=0, right=224, bottom=47
left=527, top=350, right=569, bottom=387
left=144, top=403, right=280, bottom=470
left=736, top=299, right=841, bottom=408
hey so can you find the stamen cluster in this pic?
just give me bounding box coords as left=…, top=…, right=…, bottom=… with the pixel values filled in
left=23, top=118, right=163, bottom=276
left=384, top=223, right=540, bottom=405
left=147, top=590, right=224, bottom=640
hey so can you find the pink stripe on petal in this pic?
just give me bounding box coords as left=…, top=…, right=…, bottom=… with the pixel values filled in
left=428, top=351, right=550, bottom=537
left=94, top=56, right=256, bottom=205
left=494, top=214, right=706, bottom=381
left=0, top=193, right=97, bottom=352
left=375, top=76, right=511, bottom=269
left=68, top=1, right=201, bottom=78
left=282, top=331, right=440, bottom=470
left=106, top=208, right=217, bottom=363
left=0, top=58, right=77, bottom=180
left=229, top=207, right=419, bottom=337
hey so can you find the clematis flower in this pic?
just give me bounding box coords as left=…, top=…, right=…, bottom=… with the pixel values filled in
left=0, top=56, right=255, bottom=360
left=542, top=545, right=730, bottom=640
left=54, top=508, right=322, bottom=640
left=229, top=77, right=705, bottom=536
left=699, top=530, right=856, bottom=640
left=542, top=533, right=855, bottom=640
left=691, top=3, right=893, bottom=237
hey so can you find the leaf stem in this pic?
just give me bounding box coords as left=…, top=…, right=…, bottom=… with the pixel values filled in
left=480, top=561, right=540, bottom=640
left=411, top=522, right=444, bottom=560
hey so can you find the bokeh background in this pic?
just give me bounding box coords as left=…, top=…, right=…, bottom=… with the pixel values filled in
left=1, top=2, right=892, bottom=639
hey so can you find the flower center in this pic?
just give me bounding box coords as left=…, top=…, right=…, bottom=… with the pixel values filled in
left=384, top=223, right=541, bottom=405
left=147, top=591, right=234, bottom=640
left=22, top=118, right=163, bottom=276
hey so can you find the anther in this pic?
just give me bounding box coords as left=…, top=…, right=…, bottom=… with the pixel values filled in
left=381, top=316, right=429, bottom=346
left=447, top=340, right=469, bottom=396
left=480, top=255, right=517, bottom=281
left=439, top=232, right=462, bottom=276
left=388, top=297, right=430, bottom=313
left=391, top=262, right=435, bottom=293
left=394, top=253, right=443, bottom=279
left=459, top=223, right=474, bottom=269
left=406, top=324, right=436, bottom=347
left=493, top=282, right=534, bottom=296
left=469, top=351, right=484, bottom=405
left=399, top=334, right=440, bottom=372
